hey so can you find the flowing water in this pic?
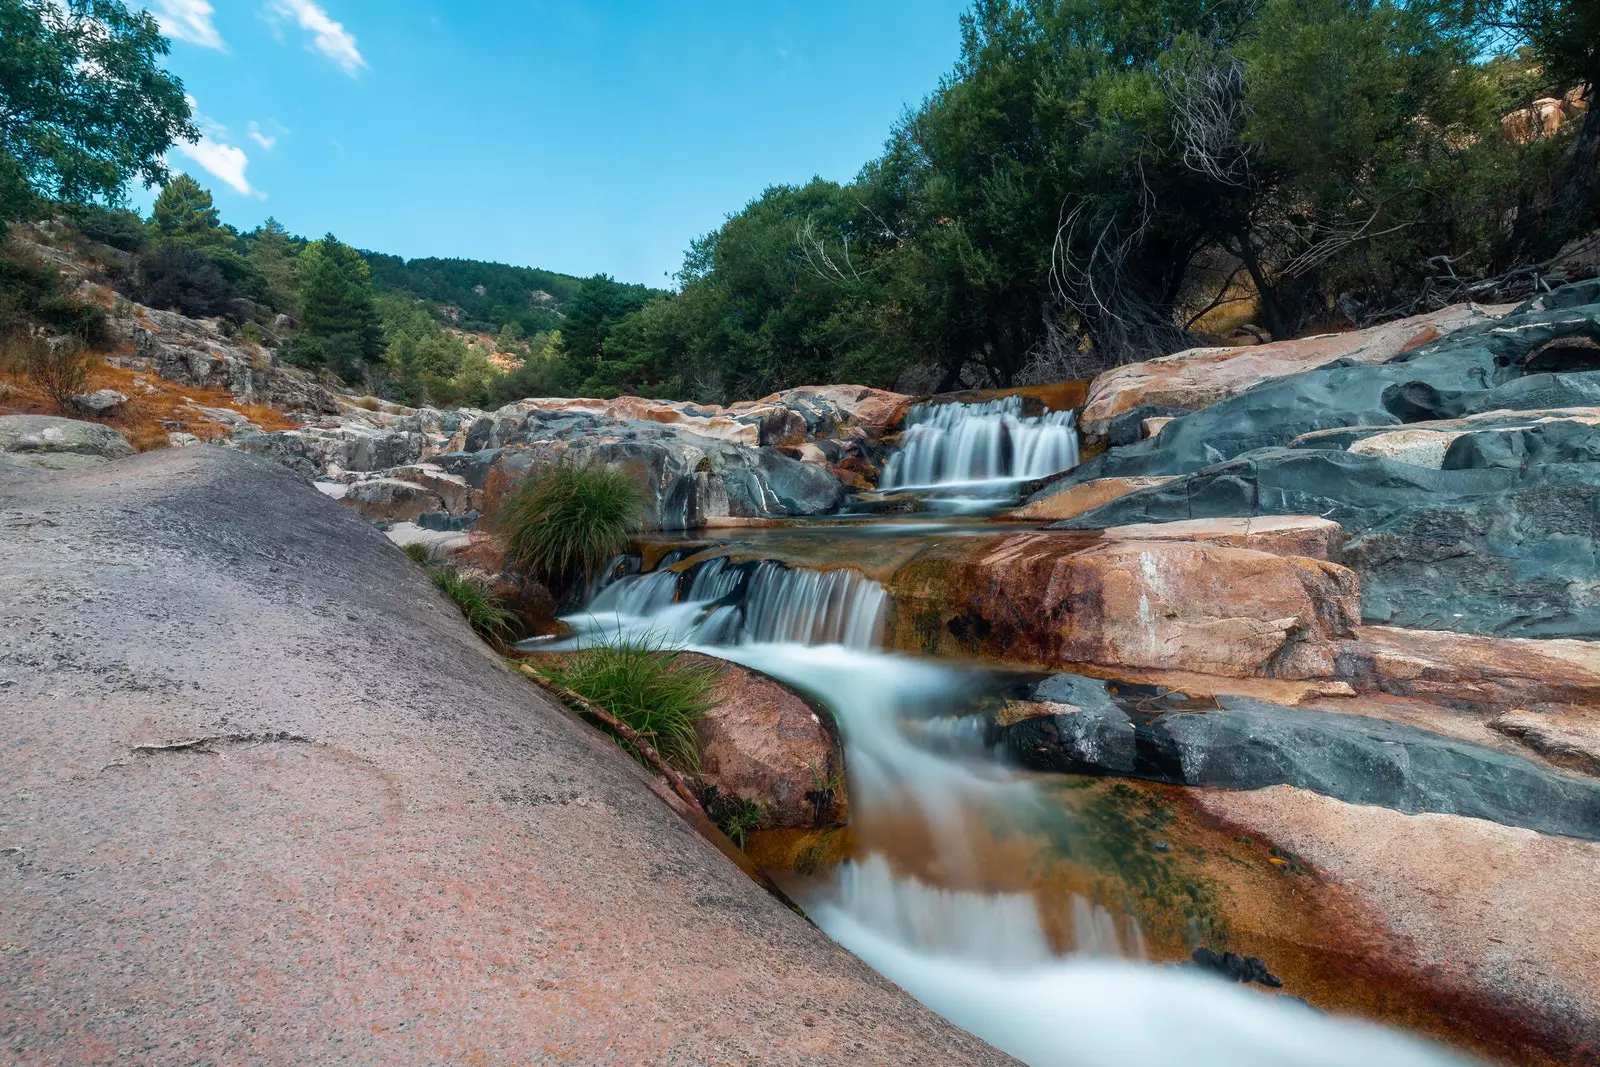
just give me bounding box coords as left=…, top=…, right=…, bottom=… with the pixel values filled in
left=542, top=550, right=1471, bottom=1066
left=877, top=397, right=1080, bottom=512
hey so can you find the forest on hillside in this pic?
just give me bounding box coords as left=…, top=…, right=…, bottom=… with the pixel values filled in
left=2, top=0, right=1598, bottom=408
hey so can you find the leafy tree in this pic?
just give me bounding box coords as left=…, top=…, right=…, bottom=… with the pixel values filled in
left=560, top=274, right=655, bottom=374
left=0, top=0, right=194, bottom=219
left=131, top=242, right=233, bottom=319
left=297, top=234, right=383, bottom=380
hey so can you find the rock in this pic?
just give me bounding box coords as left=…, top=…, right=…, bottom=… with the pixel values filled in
left=0, top=445, right=1007, bottom=1065
left=1050, top=447, right=1600, bottom=637
left=1186, top=947, right=1283, bottom=988
left=68, top=389, right=127, bottom=415
left=226, top=428, right=323, bottom=483
left=0, top=414, right=134, bottom=470
left=301, top=424, right=425, bottom=473
left=342, top=478, right=446, bottom=524
left=1196, top=786, right=1600, bottom=1062
left=1077, top=303, right=1511, bottom=446
left=166, top=432, right=202, bottom=448
left=117, top=302, right=339, bottom=413
left=688, top=653, right=848, bottom=832
left=374, top=463, right=477, bottom=514
left=1099, top=516, right=1344, bottom=561
left=1348, top=626, right=1600, bottom=709
left=1141, top=416, right=1175, bottom=440
left=1001, top=691, right=1600, bottom=840
left=1490, top=708, right=1600, bottom=777
left=1345, top=428, right=1465, bottom=468
left=886, top=534, right=1359, bottom=680
left=1061, top=286, right=1600, bottom=484
left=384, top=521, right=471, bottom=557
left=1009, top=476, right=1177, bottom=521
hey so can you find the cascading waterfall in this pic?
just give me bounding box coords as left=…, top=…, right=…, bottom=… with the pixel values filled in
left=880, top=396, right=1080, bottom=491
left=549, top=554, right=1469, bottom=1067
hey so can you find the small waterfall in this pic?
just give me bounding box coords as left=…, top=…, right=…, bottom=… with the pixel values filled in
left=558, top=556, right=887, bottom=650
left=880, top=396, right=1080, bottom=491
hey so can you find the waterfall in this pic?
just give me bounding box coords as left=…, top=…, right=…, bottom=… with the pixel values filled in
left=880, top=396, right=1080, bottom=490
left=558, top=556, right=886, bottom=651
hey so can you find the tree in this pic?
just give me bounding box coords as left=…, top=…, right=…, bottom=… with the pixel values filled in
left=297, top=234, right=383, bottom=381
left=151, top=174, right=225, bottom=245
left=245, top=217, right=301, bottom=311
left=560, top=274, right=655, bottom=373
left=0, top=0, right=194, bottom=219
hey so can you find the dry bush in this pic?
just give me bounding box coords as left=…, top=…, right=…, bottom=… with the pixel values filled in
left=18, top=336, right=97, bottom=411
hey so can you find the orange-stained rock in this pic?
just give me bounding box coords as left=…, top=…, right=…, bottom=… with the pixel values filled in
left=1099, top=516, right=1344, bottom=561
left=1351, top=625, right=1600, bottom=709
left=886, top=534, right=1359, bottom=679
left=1078, top=303, right=1513, bottom=444
left=1196, top=786, right=1600, bottom=1064
left=748, top=384, right=912, bottom=438
left=688, top=653, right=847, bottom=831
left=1009, top=475, right=1176, bottom=521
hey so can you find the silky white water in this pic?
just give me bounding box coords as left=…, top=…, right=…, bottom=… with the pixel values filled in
left=549, top=558, right=1469, bottom=1067
left=880, top=396, right=1081, bottom=492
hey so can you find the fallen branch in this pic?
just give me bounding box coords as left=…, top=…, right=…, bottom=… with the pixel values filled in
left=517, top=664, right=709, bottom=820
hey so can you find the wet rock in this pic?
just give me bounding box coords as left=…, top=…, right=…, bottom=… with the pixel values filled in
left=1002, top=692, right=1600, bottom=841
left=1188, top=947, right=1283, bottom=988
left=0, top=414, right=134, bottom=470
left=68, top=389, right=128, bottom=415
left=886, top=534, right=1358, bottom=680
left=688, top=653, right=848, bottom=832
left=1050, top=447, right=1600, bottom=637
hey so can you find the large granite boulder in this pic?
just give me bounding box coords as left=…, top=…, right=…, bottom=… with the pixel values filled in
left=0, top=415, right=134, bottom=471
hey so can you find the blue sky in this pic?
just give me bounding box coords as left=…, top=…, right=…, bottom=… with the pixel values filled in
left=138, top=1, right=971, bottom=286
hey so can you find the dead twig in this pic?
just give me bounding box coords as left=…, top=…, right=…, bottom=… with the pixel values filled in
left=517, top=664, right=710, bottom=820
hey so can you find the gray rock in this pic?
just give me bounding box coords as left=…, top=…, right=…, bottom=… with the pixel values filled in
left=69, top=389, right=128, bottom=415
left=226, top=428, right=323, bottom=483
left=0, top=415, right=134, bottom=470
left=1002, top=689, right=1600, bottom=841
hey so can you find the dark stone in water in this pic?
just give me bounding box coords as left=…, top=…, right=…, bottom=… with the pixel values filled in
left=1001, top=679, right=1600, bottom=841
left=1189, top=947, right=1283, bottom=988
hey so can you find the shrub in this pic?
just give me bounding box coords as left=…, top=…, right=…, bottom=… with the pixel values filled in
left=21, top=336, right=95, bottom=410
left=402, top=541, right=432, bottom=564
left=60, top=204, right=148, bottom=253
left=495, top=463, right=644, bottom=590
left=429, top=564, right=516, bottom=645
left=131, top=242, right=234, bottom=319
left=0, top=248, right=109, bottom=344
left=541, top=637, right=717, bottom=772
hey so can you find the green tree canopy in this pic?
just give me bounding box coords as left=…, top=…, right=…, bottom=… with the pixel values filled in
left=0, top=0, right=194, bottom=218
left=151, top=173, right=226, bottom=245
left=297, top=234, right=384, bottom=381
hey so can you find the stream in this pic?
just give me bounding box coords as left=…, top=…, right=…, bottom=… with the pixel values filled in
left=533, top=400, right=1471, bottom=1067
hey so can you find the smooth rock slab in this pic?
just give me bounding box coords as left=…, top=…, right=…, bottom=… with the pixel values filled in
left=0, top=414, right=134, bottom=470
left=0, top=448, right=1010, bottom=1067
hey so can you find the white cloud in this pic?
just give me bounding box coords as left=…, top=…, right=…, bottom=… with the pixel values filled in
left=267, top=0, right=366, bottom=76
left=149, top=0, right=225, bottom=50
left=248, top=121, right=278, bottom=151
left=175, top=97, right=262, bottom=198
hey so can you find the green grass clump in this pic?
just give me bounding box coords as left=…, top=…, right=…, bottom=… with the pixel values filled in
left=402, top=541, right=432, bottom=564
left=718, top=797, right=767, bottom=848
left=495, top=463, right=644, bottom=589
left=542, top=637, right=717, bottom=772
left=429, top=564, right=517, bottom=645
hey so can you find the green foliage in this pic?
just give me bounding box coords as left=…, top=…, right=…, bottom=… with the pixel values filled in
left=428, top=564, right=516, bottom=644
left=540, top=638, right=718, bottom=772
left=495, top=463, right=645, bottom=590
left=131, top=242, right=235, bottom=319
left=402, top=541, right=433, bottom=564
left=298, top=234, right=384, bottom=381
left=363, top=253, right=588, bottom=338
left=0, top=0, right=194, bottom=220
left=0, top=244, right=110, bottom=342
left=151, top=174, right=226, bottom=246
left=560, top=273, right=656, bottom=375
left=716, top=797, right=768, bottom=848
left=60, top=203, right=148, bottom=252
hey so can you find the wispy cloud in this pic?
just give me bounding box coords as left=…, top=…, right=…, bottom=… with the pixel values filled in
left=248, top=120, right=279, bottom=151
left=148, top=0, right=225, bottom=50
left=175, top=97, right=262, bottom=198
left=267, top=0, right=366, bottom=76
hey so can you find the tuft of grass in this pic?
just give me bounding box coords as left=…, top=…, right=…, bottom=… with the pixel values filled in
left=494, top=462, right=644, bottom=590
left=402, top=541, right=433, bottom=564
left=541, top=637, right=716, bottom=772
left=429, top=564, right=517, bottom=645
left=719, top=797, right=768, bottom=848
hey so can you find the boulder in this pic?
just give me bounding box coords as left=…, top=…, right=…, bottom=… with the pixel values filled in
left=688, top=653, right=848, bottom=831
left=301, top=424, right=426, bottom=473
left=1347, top=625, right=1600, bottom=709
left=1000, top=688, right=1600, bottom=840
left=885, top=533, right=1358, bottom=680
left=0, top=414, right=134, bottom=470
left=1098, top=516, right=1344, bottom=561
left=1077, top=302, right=1510, bottom=446
left=226, top=428, right=323, bottom=483
left=1196, top=786, right=1600, bottom=1062
left=342, top=478, right=446, bottom=524
left=68, top=389, right=127, bottom=415
left=1490, top=708, right=1600, bottom=777
left=1009, top=476, right=1176, bottom=521
left=1050, top=447, right=1600, bottom=637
